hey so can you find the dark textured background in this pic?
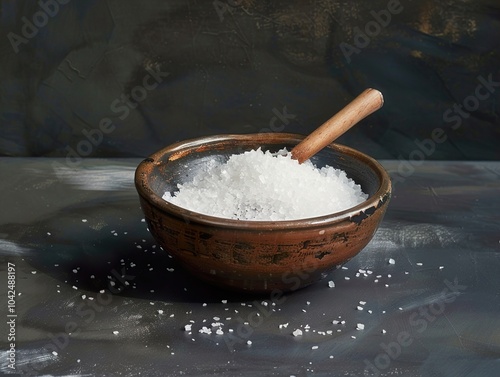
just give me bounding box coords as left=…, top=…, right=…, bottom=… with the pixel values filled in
left=1, top=0, right=499, bottom=160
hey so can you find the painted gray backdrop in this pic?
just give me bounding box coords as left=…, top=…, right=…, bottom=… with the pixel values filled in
left=1, top=0, right=499, bottom=160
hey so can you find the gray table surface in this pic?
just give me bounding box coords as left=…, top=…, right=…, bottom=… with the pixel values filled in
left=0, top=158, right=499, bottom=377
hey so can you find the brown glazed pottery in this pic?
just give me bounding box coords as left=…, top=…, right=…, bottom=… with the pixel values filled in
left=134, top=133, right=391, bottom=294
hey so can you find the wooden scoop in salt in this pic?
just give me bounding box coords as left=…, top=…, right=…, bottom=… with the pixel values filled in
left=291, top=88, right=384, bottom=164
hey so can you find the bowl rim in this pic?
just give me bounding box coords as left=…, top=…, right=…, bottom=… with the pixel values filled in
left=135, top=133, right=392, bottom=230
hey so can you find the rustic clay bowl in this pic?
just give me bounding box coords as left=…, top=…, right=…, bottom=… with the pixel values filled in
left=135, top=133, right=391, bottom=293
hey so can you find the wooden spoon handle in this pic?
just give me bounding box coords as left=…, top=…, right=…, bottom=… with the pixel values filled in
left=291, top=88, right=384, bottom=164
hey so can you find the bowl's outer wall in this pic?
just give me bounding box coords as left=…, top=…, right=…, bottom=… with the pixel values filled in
left=139, top=195, right=389, bottom=293
left=135, top=134, right=391, bottom=293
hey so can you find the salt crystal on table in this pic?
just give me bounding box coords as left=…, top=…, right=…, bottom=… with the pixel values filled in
left=163, top=148, right=367, bottom=221
left=388, top=258, right=395, bottom=265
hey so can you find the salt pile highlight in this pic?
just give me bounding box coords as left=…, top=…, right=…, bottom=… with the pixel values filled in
left=162, top=148, right=368, bottom=221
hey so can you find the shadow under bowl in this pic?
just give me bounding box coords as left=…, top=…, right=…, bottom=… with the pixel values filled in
left=135, top=133, right=391, bottom=294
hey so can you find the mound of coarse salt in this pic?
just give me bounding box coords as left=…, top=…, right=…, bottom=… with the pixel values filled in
left=162, top=148, right=368, bottom=221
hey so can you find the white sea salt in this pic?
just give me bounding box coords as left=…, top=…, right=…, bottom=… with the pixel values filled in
left=163, top=148, right=367, bottom=221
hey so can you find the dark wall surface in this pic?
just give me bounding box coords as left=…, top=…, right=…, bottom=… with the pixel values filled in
left=1, top=0, right=499, bottom=160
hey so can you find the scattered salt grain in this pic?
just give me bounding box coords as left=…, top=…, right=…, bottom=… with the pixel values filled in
left=247, top=340, right=252, bottom=345
left=311, top=345, right=319, bottom=350
left=163, top=148, right=367, bottom=221
left=292, top=329, right=303, bottom=337
left=416, top=262, right=423, bottom=266
left=113, top=331, right=119, bottom=335
left=439, top=266, right=444, bottom=270
left=199, top=326, right=212, bottom=334
left=388, top=258, right=395, bottom=265
left=328, top=281, right=335, bottom=288
left=184, top=324, right=192, bottom=332
left=356, top=323, right=365, bottom=330
left=382, top=329, right=387, bottom=334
